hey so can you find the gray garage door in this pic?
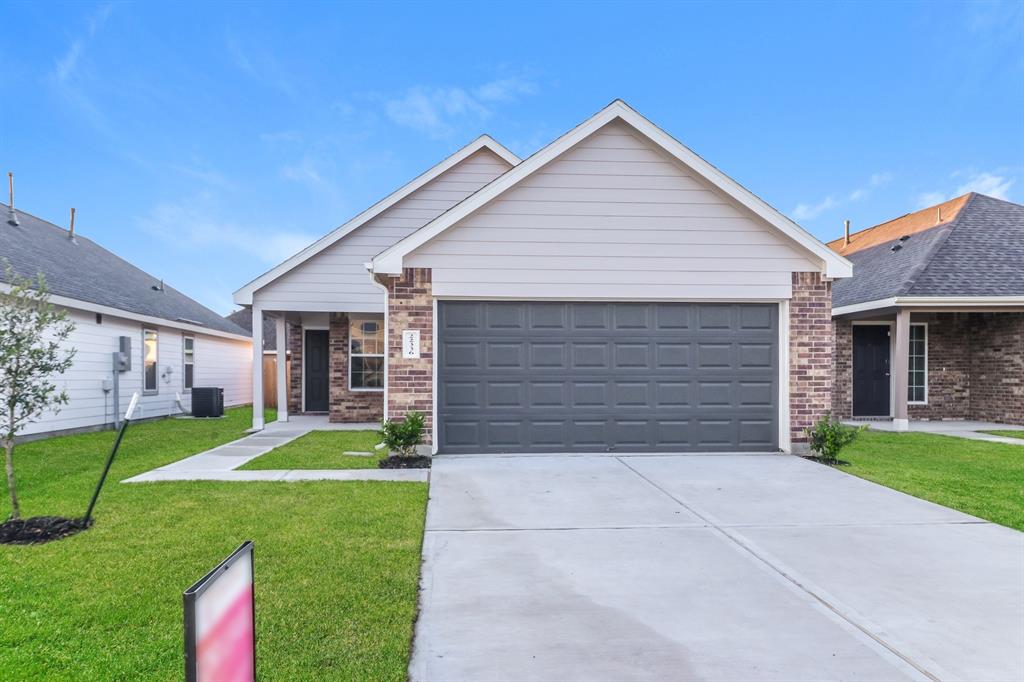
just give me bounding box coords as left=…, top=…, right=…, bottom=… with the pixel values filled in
left=437, top=301, right=778, bottom=454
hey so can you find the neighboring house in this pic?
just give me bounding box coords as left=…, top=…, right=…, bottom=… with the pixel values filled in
left=226, top=308, right=277, bottom=350
left=234, top=100, right=852, bottom=453
left=829, top=193, right=1024, bottom=428
left=1, top=203, right=253, bottom=438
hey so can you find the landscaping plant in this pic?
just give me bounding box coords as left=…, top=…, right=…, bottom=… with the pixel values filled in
left=0, top=265, right=76, bottom=522
left=805, top=414, right=864, bottom=464
left=379, top=411, right=425, bottom=457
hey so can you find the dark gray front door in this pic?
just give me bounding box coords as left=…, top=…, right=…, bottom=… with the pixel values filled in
left=438, top=302, right=778, bottom=454
left=304, top=329, right=329, bottom=412
left=852, top=325, right=891, bottom=417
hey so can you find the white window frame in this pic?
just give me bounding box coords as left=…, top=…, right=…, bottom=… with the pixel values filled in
left=908, top=323, right=928, bottom=405
left=348, top=315, right=385, bottom=392
left=183, top=334, right=195, bottom=392
left=142, top=327, right=159, bottom=395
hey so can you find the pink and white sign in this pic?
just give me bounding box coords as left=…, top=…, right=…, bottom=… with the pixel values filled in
left=185, top=542, right=255, bottom=682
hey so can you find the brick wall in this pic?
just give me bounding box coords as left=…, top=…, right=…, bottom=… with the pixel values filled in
left=907, top=314, right=970, bottom=421
left=287, top=323, right=302, bottom=414
left=970, top=313, right=1024, bottom=425
left=328, top=313, right=385, bottom=423
left=385, top=268, right=434, bottom=439
left=789, top=272, right=833, bottom=447
left=832, top=319, right=853, bottom=419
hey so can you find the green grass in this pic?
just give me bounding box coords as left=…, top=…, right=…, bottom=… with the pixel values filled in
left=240, top=431, right=385, bottom=470
left=840, top=430, right=1024, bottom=531
left=0, top=407, right=427, bottom=681
left=980, top=430, right=1024, bottom=440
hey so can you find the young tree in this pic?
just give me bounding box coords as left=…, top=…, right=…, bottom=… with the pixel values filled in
left=0, top=265, right=76, bottom=520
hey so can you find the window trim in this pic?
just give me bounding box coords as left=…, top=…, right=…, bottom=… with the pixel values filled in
left=182, top=334, right=195, bottom=392
left=908, top=323, right=928, bottom=405
left=348, top=315, right=385, bottom=392
left=142, top=327, right=159, bottom=395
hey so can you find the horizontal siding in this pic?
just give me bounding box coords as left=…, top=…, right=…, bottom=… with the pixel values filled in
left=21, top=307, right=252, bottom=437
left=407, top=120, right=818, bottom=300
left=255, top=149, right=512, bottom=312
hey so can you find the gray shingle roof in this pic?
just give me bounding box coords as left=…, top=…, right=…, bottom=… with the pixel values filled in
left=0, top=204, right=249, bottom=336
left=226, top=308, right=277, bottom=350
left=833, top=194, right=1024, bottom=309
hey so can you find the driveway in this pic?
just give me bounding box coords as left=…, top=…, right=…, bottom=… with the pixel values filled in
left=411, top=453, right=1024, bottom=682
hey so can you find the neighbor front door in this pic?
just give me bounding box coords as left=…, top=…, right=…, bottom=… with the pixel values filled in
left=852, top=325, right=891, bottom=417
left=304, top=329, right=329, bottom=412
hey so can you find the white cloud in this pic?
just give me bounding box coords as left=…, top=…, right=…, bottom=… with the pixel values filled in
left=52, top=4, right=112, bottom=83
left=792, top=196, right=837, bottom=221
left=915, top=191, right=947, bottom=209
left=915, top=170, right=1015, bottom=208
left=382, top=76, right=539, bottom=138
left=280, top=158, right=325, bottom=187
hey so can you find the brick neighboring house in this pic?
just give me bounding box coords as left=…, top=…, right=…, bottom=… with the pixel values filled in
left=232, top=100, right=852, bottom=453
left=830, top=193, right=1024, bottom=428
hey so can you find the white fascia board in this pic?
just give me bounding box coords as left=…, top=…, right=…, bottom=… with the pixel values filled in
left=233, top=135, right=520, bottom=304
left=833, top=295, right=1024, bottom=317
left=0, top=283, right=252, bottom=342
left=372, top=99, right=852, bottom=278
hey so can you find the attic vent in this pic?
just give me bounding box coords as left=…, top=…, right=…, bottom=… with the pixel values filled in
left=899, top=234, right=910, bottom=242
left=176, top=317, right=204, bottom=326
left=891, top=243, right=903, bottom=252
left=151, top=279, right=165, bottom=292
left=7, top=172, right=18, bottom=226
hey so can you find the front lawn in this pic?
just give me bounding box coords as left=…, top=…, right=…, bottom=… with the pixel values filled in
left=981, top=430, right=1024, bottom=441
left=0, top=407, right=427, bottom=680
left=840, top=430, right=1024, bottom=531
left=240, top=430, right=384, bottom=470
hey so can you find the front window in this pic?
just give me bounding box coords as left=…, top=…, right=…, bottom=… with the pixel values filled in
left=349, top=317, right=384, bottom=391
left=143, top=328, right=158, bottom=393
left=908, top=324, right=927, bottom=403
left=183, top=335, right=195, bottom=390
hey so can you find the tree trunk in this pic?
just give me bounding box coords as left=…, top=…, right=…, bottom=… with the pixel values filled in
left=3, top=439, right=19, bottom=521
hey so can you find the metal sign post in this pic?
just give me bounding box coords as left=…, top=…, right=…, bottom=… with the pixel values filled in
left=83, top=392, right=138, bottom=523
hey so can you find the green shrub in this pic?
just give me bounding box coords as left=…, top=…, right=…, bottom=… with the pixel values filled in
left=379, top=411, right=425, bottom=457
left=805, top=414, right=864, bottom=464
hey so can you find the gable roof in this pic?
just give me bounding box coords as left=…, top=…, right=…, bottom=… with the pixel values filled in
left=233, top=135, right=520, bottom=305
left=827, top=193, right=971, bottom=257
left=370, top=100, right=852, bottom=278
left=1, top=205, right=250, bottom=338
left=831, top=193, right=1024, bottom=311
left=226, top=308, right=277, bottom=350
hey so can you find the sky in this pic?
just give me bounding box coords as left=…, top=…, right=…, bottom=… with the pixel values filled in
left=1, top=0, right=1022, bottom=315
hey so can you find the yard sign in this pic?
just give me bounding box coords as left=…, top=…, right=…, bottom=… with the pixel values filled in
left=184, top=541, right=256, bottom=682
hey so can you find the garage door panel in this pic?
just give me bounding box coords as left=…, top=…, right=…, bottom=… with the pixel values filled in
left=438, top=302, right=777, bottom=453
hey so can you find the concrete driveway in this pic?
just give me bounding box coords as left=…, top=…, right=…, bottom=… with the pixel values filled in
left=411, top=453, right=1024, bottom=682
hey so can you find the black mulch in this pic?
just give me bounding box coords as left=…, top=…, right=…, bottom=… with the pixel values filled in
left=0, top=516, right=92, bottom=545
left=378, top=455, right=432, bottom=469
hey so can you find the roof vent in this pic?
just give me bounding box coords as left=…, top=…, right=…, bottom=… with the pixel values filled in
left=68, top=207, right=77, bottom=242
left=891, top=243, right=903, bottom=252
left=152, top=279, right=165, bottom=292
left=176, top=317, right=204, bottom=326
left=7, top=172, right=18, bottom=226
left=899, top=234, right=910, bottom=242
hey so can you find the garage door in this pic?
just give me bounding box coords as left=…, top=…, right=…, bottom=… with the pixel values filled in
left=437, top=301, right=778, bottom=453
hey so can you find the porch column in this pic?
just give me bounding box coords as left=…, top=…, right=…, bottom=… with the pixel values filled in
left=893, top=309, right=910, bottom=431
left=251, top=304, right=265, bottom=430
left=275, top=316, right=288, bottom=422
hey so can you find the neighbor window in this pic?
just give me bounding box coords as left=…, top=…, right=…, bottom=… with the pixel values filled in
left=908, top=324, right=927, bottom=404
left=183, top=335, right=195, bottom=390
left=349, top=317, right=384, bottom=390
left=143, top=328, right=158, bottom=393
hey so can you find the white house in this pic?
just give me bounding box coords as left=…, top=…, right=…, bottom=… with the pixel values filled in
left=1, top=202, right=252, bottom=438
left=234, top=100, right=851, bottom=454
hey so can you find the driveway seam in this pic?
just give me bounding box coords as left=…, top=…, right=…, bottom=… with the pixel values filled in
left=615, top=456, right=942, bottom=682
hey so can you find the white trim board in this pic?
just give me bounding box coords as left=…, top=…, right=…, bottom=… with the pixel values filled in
left=233, top=136, right=520, bottom=305
left=834, top=296, right=1024, bottom=317
left=371, top=100, right=852, bottom=279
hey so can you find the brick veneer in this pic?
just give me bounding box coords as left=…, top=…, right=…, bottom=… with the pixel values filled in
left=789, top=272, right=834, bottom=447
left=328, top=313, right=385, bottom=423
left=287, top=323, right=302, bottom=414
left=970, top=313, right=1023, bottom=424
left=385, top=268, right=434, bottom=439
left=908, top=314, right=970, bottom=420
left=832, top=319, right=853, bottom=419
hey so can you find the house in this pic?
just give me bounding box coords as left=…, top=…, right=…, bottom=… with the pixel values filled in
left=233, top=100, right=852, bottom=453
left=1, top=202, right=253, bottom=438
left=829, top=193, right=1023, bottom=428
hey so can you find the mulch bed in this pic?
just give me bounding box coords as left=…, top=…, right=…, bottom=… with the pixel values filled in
left=0, top=516, right=92, bottom=545
left=803, top=456, right=850, bottom=467
left=378, top=455, right=432, bottom=469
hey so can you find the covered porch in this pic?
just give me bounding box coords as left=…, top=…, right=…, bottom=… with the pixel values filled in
left=834, top=307, right=1023, bottom=431
left=249, top=309, right=385, bottom=430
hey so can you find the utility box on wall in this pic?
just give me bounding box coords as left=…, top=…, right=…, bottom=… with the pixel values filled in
left=114, top=336, right=132, bottom=372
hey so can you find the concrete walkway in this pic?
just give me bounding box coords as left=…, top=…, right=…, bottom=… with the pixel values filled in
left=122, top=416, right=428, bottom=483
left=412, top=453, right=1023, bottom=681
left=848, top=419, right=1024, bottom=445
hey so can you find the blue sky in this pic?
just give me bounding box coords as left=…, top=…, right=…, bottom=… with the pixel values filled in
left=2, top=1, right=1022, bottom=314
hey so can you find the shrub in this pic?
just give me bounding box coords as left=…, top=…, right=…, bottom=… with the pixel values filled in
left=805, top=414, right=864, bottom=464
left=379, top=411, right=425, bottom=457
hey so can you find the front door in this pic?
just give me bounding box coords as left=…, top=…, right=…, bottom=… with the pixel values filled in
left=852, top=325, right=890, bottom=417
left=304, top=330, right=329, bottom=412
